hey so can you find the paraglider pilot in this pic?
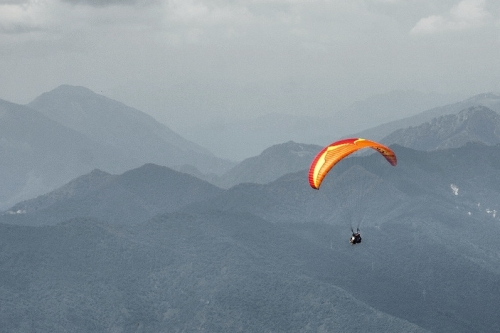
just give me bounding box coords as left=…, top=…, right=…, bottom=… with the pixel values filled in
left=350, top=228, right=362, bottom=245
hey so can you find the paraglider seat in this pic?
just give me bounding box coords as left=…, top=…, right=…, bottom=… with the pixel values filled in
left=350, top=233, right=362, bottom=244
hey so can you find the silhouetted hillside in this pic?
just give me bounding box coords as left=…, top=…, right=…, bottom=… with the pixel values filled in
left=3, top=164, right=224, bottom=225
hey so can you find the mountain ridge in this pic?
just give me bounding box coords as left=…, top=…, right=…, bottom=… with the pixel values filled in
left=28, top=85, right=233, bottom=174
left=215, top=141, right=321, bottom=188
left=0, top=99, right=135, bottom=209
left=3, top=163, right=224, bottom=226
left=183, top=90, right=462, bottom=160
left=2, top=128, right=500, bottom=331
left=354, top=92, right=500, bottom=141
left=381, top=106, right=500, bottom=150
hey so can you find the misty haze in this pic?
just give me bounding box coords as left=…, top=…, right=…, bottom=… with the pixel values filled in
left=1, top=1, right=500, bottom=332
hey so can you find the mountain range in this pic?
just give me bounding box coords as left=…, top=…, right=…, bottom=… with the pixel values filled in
left=213, top=105, right=500, bottom=189
left=214, top=141, right=321, bottom=188
left=381, top=106, right=500, bottom=150
left=0, top=98, right=135, bottom=208
left=2, top=86, right=500, bottom=332
left=183, top=90, right=462, bottom=160
left=2, top=142, right=500, bottom=332
left=0, top=85, right=233, bottom=209
left=17, top=112, right=500, bottom=225
left=4, top=164, right=223, bottom=226
left=356, top=92, right=500, bottom=140
left=1, top=85, right=499, bottom=210
left=28, top=85, right=231, bottom=175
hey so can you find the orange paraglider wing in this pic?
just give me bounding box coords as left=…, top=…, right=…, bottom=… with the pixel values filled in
left=308, top=138, right=397, bottom=189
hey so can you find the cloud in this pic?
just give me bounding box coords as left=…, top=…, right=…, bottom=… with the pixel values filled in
left=0, top=0, right=47, bottom=33
left=163, top=0, right=249, bottom=25
left=0, top=0, right=30, bottom=4
left=410, top=0, right=491, bottom=35
left=60, top=0, right=158, bottom=6
left=0, top=0, right=161, bottom=36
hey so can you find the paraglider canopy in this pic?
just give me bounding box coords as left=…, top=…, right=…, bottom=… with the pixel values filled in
left=308, top=138, right=397, bottom=190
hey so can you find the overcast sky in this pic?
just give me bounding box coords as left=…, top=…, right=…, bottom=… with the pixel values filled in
left=1, top=0, right=499, bottom=132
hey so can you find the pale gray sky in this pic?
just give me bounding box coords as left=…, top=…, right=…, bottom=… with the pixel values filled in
left=1, top=0, right=499, bottom=132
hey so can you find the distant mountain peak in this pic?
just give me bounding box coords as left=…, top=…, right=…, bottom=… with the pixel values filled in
left=45, top=84, right=102, bottom=98
left=6, top=163, right=224, bottom=225
left=8, top=168, right=115, bottom=214
left=465, top=92, right=500, bottom=102
left=215, top=141, right=321, bottom=188
left=382, top=105, right=500, bottom=150
left=432, top=105, right=497, bottom=124
left=28, top=85, right=231, bottom=175
left=458, top=105, right=498, bottom=120
left=260, top=141, right=316, bottom=156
